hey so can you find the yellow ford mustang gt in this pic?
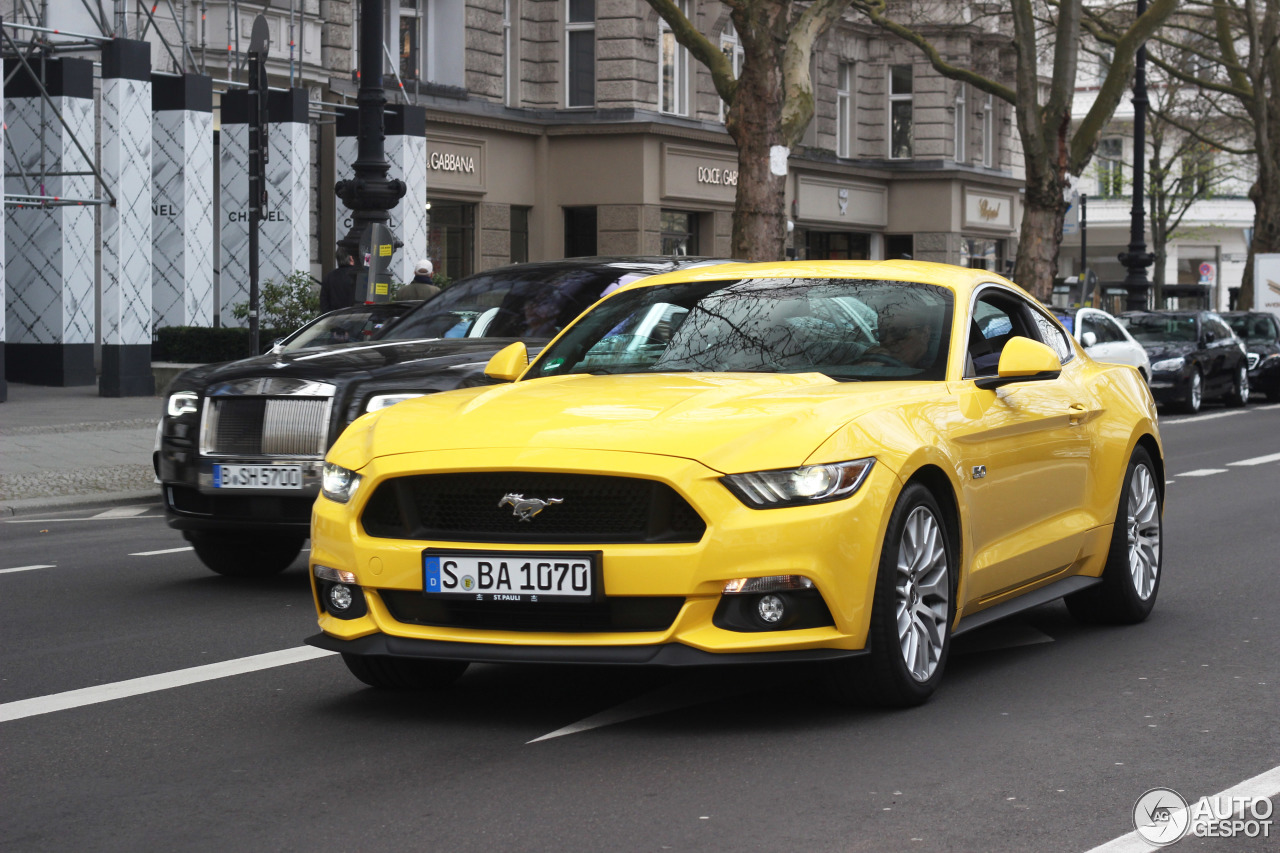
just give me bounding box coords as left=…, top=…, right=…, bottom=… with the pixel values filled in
left=307, top=260, right=1164, bottom=706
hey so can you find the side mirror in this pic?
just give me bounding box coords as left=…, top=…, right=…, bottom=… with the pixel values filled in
left=484, top=341, right=529, bottom=382
left=974, top=336, right=1061, bottom=390
left=1080, top=331, right=1097, bottom=348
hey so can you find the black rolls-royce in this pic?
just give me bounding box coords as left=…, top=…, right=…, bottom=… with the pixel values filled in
left=157, top=257, right=729, bottom=577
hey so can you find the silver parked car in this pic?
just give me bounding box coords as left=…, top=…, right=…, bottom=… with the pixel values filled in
left=1053, top=306, right=1151, bottom=381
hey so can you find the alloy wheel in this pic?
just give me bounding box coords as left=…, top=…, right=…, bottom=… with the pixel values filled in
left=1126, top=464, right=1161, bottom=600
left=1239, top=366, right=1250, bottom=404
left=894, top=506, right=950, bottom=682
left=1189, top=371, right=1202, bottom=411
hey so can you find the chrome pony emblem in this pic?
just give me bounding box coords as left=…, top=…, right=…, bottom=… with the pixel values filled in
left=499, top=493, right=564, bottom=521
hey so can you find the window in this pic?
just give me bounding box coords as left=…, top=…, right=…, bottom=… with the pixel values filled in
left=981, top=94, right=994, bottom=168
left=885, top=234, right=914, bottom=261
left=564, top=206, right=597, bottom=256
left=719, top=20, right=743, bottom=122
left=805, top=231, right=869, bottom=260
left=1180, top=143, right=1214, bottom=198
left=400, top=0, right=421, bottom=81
left=954, top=84, right=966, bottom=163
left=837, top=62, right=853, bottom=158
left=967, top=290, right=1061, bottom=376
left=961, top=238, right=1004, bottom=272
left=661, top=210, right=699, bottom=256
left=566, top=0, right=595, bottom=108
left=504, top=0, right=516, bottom=105
left=889, top=65, right=913, bottom=159
left=660, top=0, right=690, bottom=115
left=427, top=201, right=476, bottom=280
left=1098, top=137, right=1124, bottom=197
left=511, top=206, right=530, bottom=264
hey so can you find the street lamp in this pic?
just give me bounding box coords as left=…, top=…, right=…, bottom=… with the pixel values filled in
left=1117, top=0, right=1154, bottom=311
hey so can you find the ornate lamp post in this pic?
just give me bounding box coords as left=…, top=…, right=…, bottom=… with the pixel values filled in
left=335, top=0, right=406, bottom=261
left=1117, top=0, right=1155, bottom=311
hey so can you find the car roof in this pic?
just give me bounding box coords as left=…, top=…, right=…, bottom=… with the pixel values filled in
left=610, top=259, right=1023, bottom=299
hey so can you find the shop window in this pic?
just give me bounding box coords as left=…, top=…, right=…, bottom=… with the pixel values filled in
left=660, top=0, right=689, bottom=115
left=719, top=20, right=743, bottom=122
left=566, top=0, right=595, bottom=108
left=511, top=206, right=530, bottom=264
left=837, top=62, right=853, bottom=158
left=889, top=64, right=913, bottom=159
left=661, top=210, right=700, bottom=256
left=885, top=234, right=913, bottom=261
left=427, top=200, right=476, bottom=280
left=564, top=206, right=598, bottom=257
left=1097, top=137, right=1124, bottom=198
left=806, top=231, right=869, bottom=261
left=954, top=84, right=966, bottom=163
left=961, top=237, right=1004, bottom=272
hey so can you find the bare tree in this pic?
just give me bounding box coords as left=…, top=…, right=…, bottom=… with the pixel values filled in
left=851, top=0, right=1177, bottom=300
left=1085, top=0, right=1270, bottom=309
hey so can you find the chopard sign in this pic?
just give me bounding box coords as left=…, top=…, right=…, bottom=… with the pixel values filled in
left=978, top=199, right=1002, bottom=221
left=430, top=151, right=476, bottom=173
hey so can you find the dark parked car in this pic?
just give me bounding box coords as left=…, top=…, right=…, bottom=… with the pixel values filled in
left=274, top=301, right=420, bottom=352
left=1223, top=311, right=1280, bottom=402
left=1118, top=310, right=1249, bottom=413
left=157, top=257, right=732, bottom=577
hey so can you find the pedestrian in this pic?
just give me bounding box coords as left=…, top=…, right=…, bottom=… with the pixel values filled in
left=397, top=258, right=441, bottom=301
left=319, top=249, right=360, bottom=312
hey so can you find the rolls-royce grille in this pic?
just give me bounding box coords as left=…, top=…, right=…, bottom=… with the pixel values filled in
left=203, top=397, right=330, bottom=457
left=380, top=590, right=685, bottom=632
left=361, top=472, right=707, bottom=543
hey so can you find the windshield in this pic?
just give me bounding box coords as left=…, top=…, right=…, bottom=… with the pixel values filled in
left=1120, top=313, right=1198, bottom=343
left=529, top=278, right=954, bottom=382
left=377, top=265, right=655, bottom=342
left=1226, top=313, right=1279, bottom=344
left=280, top=305, right=412, bottom=351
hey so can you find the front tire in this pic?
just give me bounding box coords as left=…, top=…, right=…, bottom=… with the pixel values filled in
left=1225, top=363, right=1249, bottom=407
left=189, top=532, right=304, bottom=577
left=342, top=654, right=469, bottom=691
left=1065, top=446, right=1162, bottom=624
left=825, top=484, right=955, bottom=708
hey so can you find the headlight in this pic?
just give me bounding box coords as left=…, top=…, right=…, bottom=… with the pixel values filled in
left=1262, top=353, right=1280, bottom=366
left=166, top=390, right=199, bottom=417
left=722, top=458, right=875, bottom=508
left=321, top=462, right=363, bottom=503
left=1150, top=356, right=1185, bottom=372
left=365, top=392, right=428, bottom=413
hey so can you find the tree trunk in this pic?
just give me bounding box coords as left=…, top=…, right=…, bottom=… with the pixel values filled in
left=1012, top=191, right=1068, bottom=302
left=1242, top=174, right=1280, bottom=311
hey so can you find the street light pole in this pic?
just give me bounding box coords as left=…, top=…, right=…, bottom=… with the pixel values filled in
left=335, top=0, right=405, bottom=262
left=1117, top=0, right=1154, bottom=311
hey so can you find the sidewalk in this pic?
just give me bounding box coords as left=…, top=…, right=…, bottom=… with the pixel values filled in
left=0, top=382, right=162, bottom=514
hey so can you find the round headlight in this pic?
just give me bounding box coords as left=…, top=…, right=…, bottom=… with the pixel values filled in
left=792, top=466, right=835, bottom=498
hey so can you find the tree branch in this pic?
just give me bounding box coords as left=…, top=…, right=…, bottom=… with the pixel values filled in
left=643, top=0, right=738, bottom=104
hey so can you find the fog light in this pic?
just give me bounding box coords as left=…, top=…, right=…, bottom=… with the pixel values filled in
left=757, top=594, right=785, bottom=624
left=328, top=583, right=354, bottom=611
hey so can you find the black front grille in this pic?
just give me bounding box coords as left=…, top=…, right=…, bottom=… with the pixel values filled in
left=210, top=398, right=266, bottom=454
left=380, top=590, right=684, bottom=632
left=361, top=472, right=706, bottom=544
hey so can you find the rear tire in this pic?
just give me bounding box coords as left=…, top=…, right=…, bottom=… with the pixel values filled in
left=1065, top=446, right=1162, bottom=624
left=1179, top=369, right=1203, bottom=414
left=189, top=532, right=304, bottom=577
left=825, top=484, right=955, bottom=708
left=1225, top=363, right=1249, bottom=407
left=341, top=654, right=469, bottom=690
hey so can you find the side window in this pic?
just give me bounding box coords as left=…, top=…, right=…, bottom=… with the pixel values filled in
left=1201, top=317, right=1217, bottom=342
left=1080, top=314, right=1102, bottom=344
left=1030, top=310, right=1073, bottom=362
left=1102, top=316, right=1127, bottom=343
left=1212, top=317, right=1235, bottom=340
left=967, top=293, right=1023, bottom=376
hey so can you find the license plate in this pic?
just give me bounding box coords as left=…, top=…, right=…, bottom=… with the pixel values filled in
left=423, top=550, right=599, bottom=603
left=212, top=464, right=303, bottom=489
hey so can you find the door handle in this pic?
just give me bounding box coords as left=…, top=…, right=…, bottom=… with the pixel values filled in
left=1068, top=403, right=1088, bottom=425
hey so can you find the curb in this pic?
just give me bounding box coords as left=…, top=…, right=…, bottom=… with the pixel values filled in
left=1, top=490, right=162, bottom=518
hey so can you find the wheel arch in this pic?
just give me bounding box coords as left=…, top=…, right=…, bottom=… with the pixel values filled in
left=1133, top=432, right=1165, bottom=501
left=900, top=464, right=963, bottom=601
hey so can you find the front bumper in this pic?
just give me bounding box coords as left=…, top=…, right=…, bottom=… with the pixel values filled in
left=1147, top=370, right=1189, bottom=405
left=310, top=447, right=899, bottom=661
left=159, top=452, right=324, bottom=534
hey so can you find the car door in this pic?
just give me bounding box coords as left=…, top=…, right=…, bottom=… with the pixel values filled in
left=949, top=287, right=1098, bottom=606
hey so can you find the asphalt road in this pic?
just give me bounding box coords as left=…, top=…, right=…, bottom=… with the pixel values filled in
left=2, top=404, right=1278, bottom=853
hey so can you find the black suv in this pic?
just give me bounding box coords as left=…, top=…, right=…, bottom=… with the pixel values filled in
left=157, top=257, right=730, bottom=577
left=1119, top=310, right=1249, bottom=413
left=1223, top=311, right=1280, bottom=402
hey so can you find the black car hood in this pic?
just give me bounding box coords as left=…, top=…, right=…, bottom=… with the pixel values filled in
left=1139, top=341, right=1199, bottom=362
left=173, top=337, right=540, bottom=389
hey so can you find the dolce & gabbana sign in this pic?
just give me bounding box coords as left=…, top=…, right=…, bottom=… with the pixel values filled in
left=426, top=135, right=485, bottom=192
left=663, top=144, right=738, bottom=204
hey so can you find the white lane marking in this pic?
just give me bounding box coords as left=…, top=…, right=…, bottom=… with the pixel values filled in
left=129, top=546, right=194, bottom=556
left=3, top=515, right=163, bottom=524
left=1159, top=410, right=1248, bottom=426
left=528, top=678, right=755, bottom=744
left=92, top=506, right=151, bottom=518
left=1083, top=763, right=1280, bottom=852
left=0, top=646, right=336, bottom=723
left=0, top=564, right=55, bottom=575
left=1228, top=452, right=1280, bottom=467
left=1176, top=469, right=1228, bottom=478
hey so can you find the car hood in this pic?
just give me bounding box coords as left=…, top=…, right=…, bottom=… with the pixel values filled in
left=173, top=337, right=536, bottom=389
left=1139, top=341, right=1198, bottom=363
left=332, top=372, right=937, bottom=474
